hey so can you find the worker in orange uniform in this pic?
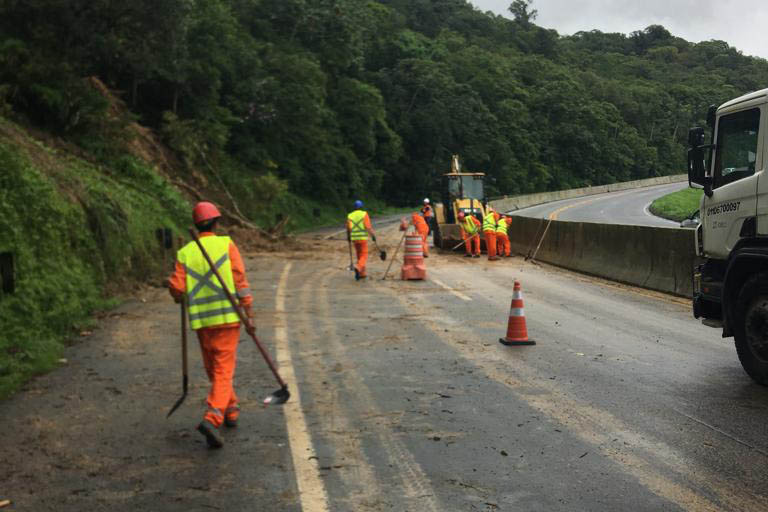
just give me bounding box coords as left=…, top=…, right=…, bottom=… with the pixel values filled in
left=496, top=215, right=512, bottom=258
left=411, top=211, right=430, bottom=257
left=458, top=211, right=482, bottom=258
left=347, top=200, right=377, bottom=280
left=167, top=201, right=253, bottom=449
left=421, top=198, right=434, bottom=237
left=482, top=206, right=500, bottom=261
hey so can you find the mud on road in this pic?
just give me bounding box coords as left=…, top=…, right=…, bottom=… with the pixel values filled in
left=3, top=222, right=768, bottom=511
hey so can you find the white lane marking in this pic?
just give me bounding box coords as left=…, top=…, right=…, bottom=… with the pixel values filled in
left=432, top=278, right=472, bottom=301
left=643, top=201, right=679, bottom=225
left=275, top=262, right=330, bottom=512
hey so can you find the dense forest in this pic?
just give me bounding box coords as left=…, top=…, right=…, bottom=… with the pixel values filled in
left=2, top=0, right=767, bottom=209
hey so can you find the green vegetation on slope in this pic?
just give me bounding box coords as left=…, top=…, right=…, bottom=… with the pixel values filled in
left=649, top=187, right=703, bottom=222
left=2, top=0, right=768, bottom=211
left=0, top=119, right=188, bottom=398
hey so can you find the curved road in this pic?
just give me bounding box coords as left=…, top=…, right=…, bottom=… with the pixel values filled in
left=509, top=182, right=689, bottom=227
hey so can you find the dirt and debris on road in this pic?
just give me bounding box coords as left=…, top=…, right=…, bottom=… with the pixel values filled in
left=2, top=221, right=768, bottom=511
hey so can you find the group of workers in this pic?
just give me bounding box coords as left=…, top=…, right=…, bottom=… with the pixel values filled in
left=460, top=206, right=511, bottom=260
left=168, top=198, right=514, bottom=449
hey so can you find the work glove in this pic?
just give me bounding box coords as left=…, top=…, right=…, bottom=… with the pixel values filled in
left=372, top=234, right=377, bottom=242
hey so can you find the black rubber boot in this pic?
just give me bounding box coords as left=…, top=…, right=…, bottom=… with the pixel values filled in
left=464, top=254, right=473, bottom=258
left=197, top=420, right=224, bottom=448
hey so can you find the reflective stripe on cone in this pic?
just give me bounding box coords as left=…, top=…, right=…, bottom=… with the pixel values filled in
left=499, top=280, right=535, bottom=346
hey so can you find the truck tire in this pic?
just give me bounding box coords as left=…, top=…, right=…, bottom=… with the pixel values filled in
left=734, top=273, right=768, bottom=385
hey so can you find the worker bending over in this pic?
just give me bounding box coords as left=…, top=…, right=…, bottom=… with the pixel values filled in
left=347, top=200, right=377, bottom=280
left=421, top=198, right=434, bottom=236
left=458, top=211, right=481, bottom=258
left=168, top=201, right=253, bottom=449
left=483, top=207, right=500, bottom=261
left=412, top=211, right=430, bottom=257
left=496, top=215, right=511, bottom=257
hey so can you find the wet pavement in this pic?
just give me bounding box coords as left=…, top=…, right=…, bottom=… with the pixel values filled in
left=2, top=223, right=767, bottom=511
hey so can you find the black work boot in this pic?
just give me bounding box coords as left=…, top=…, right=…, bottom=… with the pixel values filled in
left=197, top=420, right=224, bottom=448
left=464, top=254, right=473, bottom=258
left=224, top=406, right=240, bottom=428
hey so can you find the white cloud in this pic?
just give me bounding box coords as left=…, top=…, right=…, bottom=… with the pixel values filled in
left=470, top=0, right=768, bottom=59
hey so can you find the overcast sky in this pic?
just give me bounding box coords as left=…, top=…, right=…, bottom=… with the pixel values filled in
left=470, top=0, right=768, bottom=59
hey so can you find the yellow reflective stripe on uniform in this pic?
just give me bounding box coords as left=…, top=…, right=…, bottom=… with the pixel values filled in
left=348, top=210, right=368, bottom=241
left=178, top=236, right=241, bottom=329
left=463, top=217, right=478, bottom=235
left=483, top=213, right=497, bottom=231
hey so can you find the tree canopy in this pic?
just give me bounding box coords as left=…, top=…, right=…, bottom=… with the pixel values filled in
left=2, top=0, right=767, bottom=208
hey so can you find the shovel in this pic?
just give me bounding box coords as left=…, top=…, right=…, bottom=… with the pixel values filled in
left=189, top=228, right=290, bottom=405
left=166, top=299, right=189, bottom=418
left=373, top=239, right=387, bottom=261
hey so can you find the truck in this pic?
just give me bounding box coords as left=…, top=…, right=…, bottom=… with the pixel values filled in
left=687, top=88, right=768, bottom=384
left=433, top=155, right=487, bottom=249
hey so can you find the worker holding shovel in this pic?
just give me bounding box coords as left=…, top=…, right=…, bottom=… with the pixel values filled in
left=167, top=201, right=253, bottom=448
left=458, top=211, right=482, bottom=258
left=347, top=200, right=377, bottom=280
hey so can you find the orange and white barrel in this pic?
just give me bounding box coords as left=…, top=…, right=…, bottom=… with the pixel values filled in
left=402, top=233, right=427, bottom=280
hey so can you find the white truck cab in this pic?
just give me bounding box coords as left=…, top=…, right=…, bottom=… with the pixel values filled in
left=688, top=88, right=768, bottom=384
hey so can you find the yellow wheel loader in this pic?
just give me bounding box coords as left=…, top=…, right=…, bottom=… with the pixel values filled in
left=433, top=155, right=487, bottom=250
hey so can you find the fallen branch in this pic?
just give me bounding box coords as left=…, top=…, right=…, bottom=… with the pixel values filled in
left=171, top=179, right=276, bottom=240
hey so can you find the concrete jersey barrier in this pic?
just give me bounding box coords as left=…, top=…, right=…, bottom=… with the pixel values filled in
left=490, top=174, right=687, bottom=213
left=507, top=216, right=696, bottom=297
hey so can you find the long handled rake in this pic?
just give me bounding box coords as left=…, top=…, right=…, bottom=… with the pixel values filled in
left=166, top=299, right=189, bottom=418
left=382, top=230, right=407, bottom=280
left=189, top=228, right=290, bottom=405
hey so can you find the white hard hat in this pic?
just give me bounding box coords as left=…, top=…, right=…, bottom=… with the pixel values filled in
left=423, top=198, right=430, bottom=204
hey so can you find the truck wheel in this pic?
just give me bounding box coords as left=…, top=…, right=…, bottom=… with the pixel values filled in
left=735, top=273, right=768, bottom=385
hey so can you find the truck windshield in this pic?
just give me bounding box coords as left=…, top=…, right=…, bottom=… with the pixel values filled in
left=714, top=108, right=760, bottom=188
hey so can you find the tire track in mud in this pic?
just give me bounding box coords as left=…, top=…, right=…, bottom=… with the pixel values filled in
left=291, top=266, right=386, bottom=511
left=384, top=271, right=766, bottom=512
left=291, top=266, right=442, bottom=511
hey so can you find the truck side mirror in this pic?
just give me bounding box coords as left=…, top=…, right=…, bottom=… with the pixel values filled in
left=688, top=126, right=705, bottom=148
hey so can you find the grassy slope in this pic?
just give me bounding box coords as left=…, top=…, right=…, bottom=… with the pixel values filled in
left=649, top=187, right=703, bottom=222
left=0, top=118, right=188, bottom=398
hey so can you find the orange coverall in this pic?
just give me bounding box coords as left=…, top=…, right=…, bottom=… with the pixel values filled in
left=496, top=217, right=512, bottom=257
left=168, top=232, right=253, bottom=428
left=347, top=212, right=373, bottom=277
left=460, top=216, right=482, bottom=256
left=484, top=212, right=501, bottom=260
left=412, top=213, right=429, bottom=256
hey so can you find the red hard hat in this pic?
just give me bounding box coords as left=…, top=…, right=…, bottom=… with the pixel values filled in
left=457, top=212, right=466, bottom=219
left=193, top=201, right=221, bottom=224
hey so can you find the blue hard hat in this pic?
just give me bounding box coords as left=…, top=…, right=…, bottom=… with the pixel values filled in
left=354, top=200, right=363, bottom=209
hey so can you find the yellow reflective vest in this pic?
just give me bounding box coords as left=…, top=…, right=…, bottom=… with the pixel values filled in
left=177, top=236, right=240, bottom=330
left=496, top=218, right=509, bottom=235
left=463, top=216, right=479, bottom=235
left=348, top=210, right=369, bottom=241
left=482, top=212, right=497, bottom=232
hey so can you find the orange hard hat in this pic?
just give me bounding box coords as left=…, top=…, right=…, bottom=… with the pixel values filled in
left=193, top=201, right=221, bottom=224
left=457, top=211, right=466, bottom=219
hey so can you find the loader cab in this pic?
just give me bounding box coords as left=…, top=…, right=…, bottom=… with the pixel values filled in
left=441, top=172, right=486, bottom=224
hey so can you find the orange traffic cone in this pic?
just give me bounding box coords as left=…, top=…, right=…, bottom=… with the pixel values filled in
left=499, top=280, right=535, bottom=346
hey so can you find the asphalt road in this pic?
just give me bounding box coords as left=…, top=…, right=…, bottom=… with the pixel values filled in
left=2, top=222, right=767, bottom=511
left=509, top=182, right=689, bottom=227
